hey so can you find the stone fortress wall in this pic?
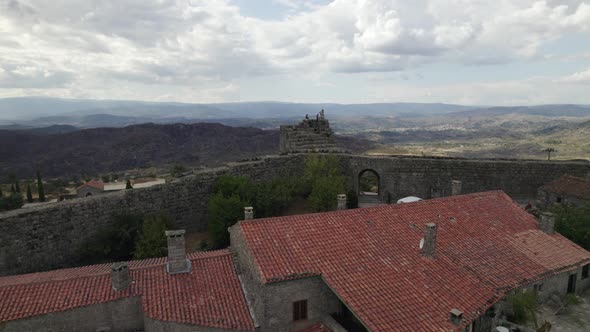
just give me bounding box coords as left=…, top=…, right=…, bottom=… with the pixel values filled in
left=1, top=154, right=589, bottom=277
left=0, top=155, right=305, bottom=276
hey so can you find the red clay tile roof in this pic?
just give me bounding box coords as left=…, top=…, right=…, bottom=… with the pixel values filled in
left=237, top=191, right=590, bottom=332
left=540, top=174, right=590, bottom=200
left=0, top=250, right=254, bottom=330
left=299, top=322, right=333, bottom=332
left=77, top=179, right=105, bottom=191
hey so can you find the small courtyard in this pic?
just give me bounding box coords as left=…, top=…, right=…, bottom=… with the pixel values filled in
left=537, top=289, right=590, bottom=332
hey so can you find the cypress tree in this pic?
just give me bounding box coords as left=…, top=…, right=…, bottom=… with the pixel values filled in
left=37, top=170, right=46, bottom=202
left=15, top=179, right=20, bottom=193
left=125, top=179, right=133, bottom=189
left=0, top=185, right=3, bottom=197
left=26, top=184, right=33, bottom=203
left=10, top=184, right=15, bottom=193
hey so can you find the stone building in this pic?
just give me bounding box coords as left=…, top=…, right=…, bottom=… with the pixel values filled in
left=279, top=110, right=346, bottom=154
left=538, top=174, right=590, bottom=207
left=1, top=191, right=590, bottom=332
left=0, top=232, right=255, bottom=332
left=229, top=191, right=590, bottom=332
left=77, top=179, right=105, bottom=197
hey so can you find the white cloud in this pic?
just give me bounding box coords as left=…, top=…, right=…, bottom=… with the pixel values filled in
left=556, top=68, right=590, bottom=84
left=0, top=0, right=589, bottom=102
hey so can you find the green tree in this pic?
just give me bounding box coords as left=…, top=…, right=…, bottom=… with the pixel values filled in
left=10, top=184, right=15, bottom=194
left=213, top=175, right=253, bottom=201
left=26, top=184, right=33, bottom=203
left=36, top=170, right=45, bottom=202
left=101, top=175, right=110, bottom=183
left=14, top=179, right=20, bottom=193
left=208, top=193, right=249, bottom=248
left=0, top=185, right=3, bottom=197
left=553, top=204, right=590, bottom=251
left=302, top=155, right=343, bottom=196
left=126, top=179, right=133, bottom=189
left=0, top=193, right=24, bottom=212
left=308, top=176, right=345, bottom=212
left=134, top=214, right=171, bottom=259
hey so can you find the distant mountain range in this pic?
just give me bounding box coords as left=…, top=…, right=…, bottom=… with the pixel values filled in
left=1, top=97, right=589, bottom=130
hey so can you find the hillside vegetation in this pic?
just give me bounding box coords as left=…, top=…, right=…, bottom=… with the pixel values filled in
left=0, top=122, right=372, bottom=180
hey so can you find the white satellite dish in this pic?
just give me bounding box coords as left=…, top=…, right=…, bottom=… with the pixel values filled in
left=419, top=238, right=425, bottom=249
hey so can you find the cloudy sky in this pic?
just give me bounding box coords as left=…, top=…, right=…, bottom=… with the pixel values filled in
left=1, top=0, right=590, bottom=105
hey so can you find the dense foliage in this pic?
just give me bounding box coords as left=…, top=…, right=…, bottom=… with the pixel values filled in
left=209, top=193, right=249, bottom=248
left=134, top=214, right=172, bottom=260
left=0, top=193, right=24, bottom=212
left=208, top=155, right=348, bottom=248
left=553, top=204, right=590, bottom=251
left=79, top=213, right=174, bottom=265
left=207, top=175, right=302, bottom=248
left=304, top=155, right=345, bottom=212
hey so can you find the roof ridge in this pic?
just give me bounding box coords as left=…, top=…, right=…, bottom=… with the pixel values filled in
left=241, top=190, right=509, bottom=225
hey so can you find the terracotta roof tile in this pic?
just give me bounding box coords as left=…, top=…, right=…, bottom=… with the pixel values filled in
left=238, top=191, right=590, bottom=332
left=540, top=174, right=590, bottom=200
left=299, top=322, right=333, bottom=332
left=0, top=250, right=254, bottom=330
left=77, top=179, right=105, bottom=191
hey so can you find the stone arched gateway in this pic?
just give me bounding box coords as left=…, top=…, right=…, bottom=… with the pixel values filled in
left=357, top=169, right=382, bottom=207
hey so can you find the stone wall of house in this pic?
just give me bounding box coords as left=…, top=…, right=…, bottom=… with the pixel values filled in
left=230, top=223, right=342, bottom=332
left=346, top=155, right=590, bottom=203
left=537, top=189, right=589, bottom=208
left=143, top=317, right=252, bottom=332
left=1, top=153, right=589, bottom=277
left=0, top=297, right=143, bottom=332
left=0, top=155, right=305, bottom=276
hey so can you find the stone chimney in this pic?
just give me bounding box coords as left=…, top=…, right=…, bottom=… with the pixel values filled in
left=111, top=262, right=131, bottom=291
left=422, top=223, right=437, bottom=259
left=244, top=206, right=254, bottom=220
left=539, top=212, right=555, bottom=234
left=450, top=309, right=463, bottom=326
left=165, top=230, right=190, bottom=274
left=451, top=180, right=462, bottom=196
left=337, top=194, right=347, bottom=210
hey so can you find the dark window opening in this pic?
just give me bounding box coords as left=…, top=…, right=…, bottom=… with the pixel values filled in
left=583, top=264, right=589, bottom=280
left=567, top=274, right=577, bottom=294
left=293, top=300, right=308, bottom=322
left=534, top=283, right=543, bottom=292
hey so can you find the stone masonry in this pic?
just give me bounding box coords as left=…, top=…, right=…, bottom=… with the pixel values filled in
left=280, top=110, right=346, bottom=154
left=1, top=153, right=589, bottom=276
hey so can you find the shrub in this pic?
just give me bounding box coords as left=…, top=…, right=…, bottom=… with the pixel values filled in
left=208, top=193, right=250, bottom=248
left=0, top=193, right=24, bottom=212
left=508, top=291, right=538, bottom=326
left=553, top=204, right=590, bottom=251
